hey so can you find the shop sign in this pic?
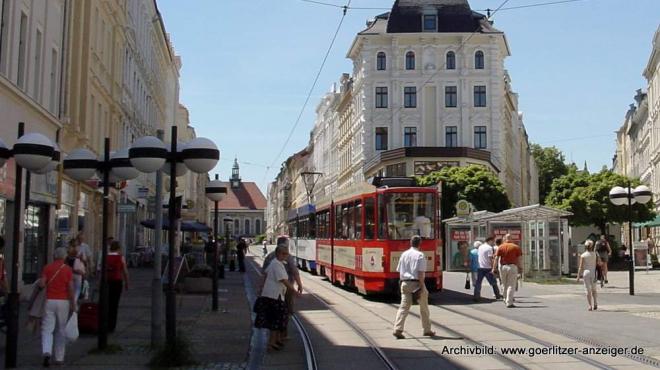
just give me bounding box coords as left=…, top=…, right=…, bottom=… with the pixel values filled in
left=493, top=227, right=522, bottom=242
left=451, top=229, right=471, bottom=241
left=118, top=204, right=136, bottom=213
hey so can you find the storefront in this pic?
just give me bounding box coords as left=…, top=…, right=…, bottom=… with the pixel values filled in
left=444, top=205, right=571, bottom=280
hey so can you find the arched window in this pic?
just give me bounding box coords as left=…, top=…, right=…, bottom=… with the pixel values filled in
left=475, top=50, right=484, bottom=69
left=234, top=219, right=240, bottom=235
left=376, top=52, right=386, bottom=71
left=255, top=219, right=261, bottom=235
left=446, top=51, right=456, bottom=70
left=405, top=51, right=415, bottom=70
left=245, top=219, right=251, bottom=235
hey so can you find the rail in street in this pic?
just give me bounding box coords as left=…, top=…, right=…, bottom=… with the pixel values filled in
left=246, top=246, right=660, bottom=369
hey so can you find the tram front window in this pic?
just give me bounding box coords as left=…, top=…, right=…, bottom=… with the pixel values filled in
left=385, top=192, right=435, bottom=240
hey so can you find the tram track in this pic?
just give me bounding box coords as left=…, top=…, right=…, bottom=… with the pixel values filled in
left=301, top=272, right=527, bottom=369
left=249, top=252, right=398, bottom=370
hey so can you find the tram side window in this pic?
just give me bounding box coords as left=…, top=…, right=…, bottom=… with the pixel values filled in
left=378, top=195, right=388, bottom=239
left=364, top=197, right=375, bottom=240
left=355, top=200, right=362, bottom=240
left=335, top=205, right=343, bottom=239
left=316, top=211, right=327, bottom=239
left=309, top=213, right=316, bottom=238
left=347, top=204, right=355, bottom=239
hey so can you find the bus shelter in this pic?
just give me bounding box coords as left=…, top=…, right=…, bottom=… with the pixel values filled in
left=445, top=205, right=572, bottom=280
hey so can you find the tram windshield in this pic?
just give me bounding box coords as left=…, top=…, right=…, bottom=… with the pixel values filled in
left=381, top=192, right=435, bottom=240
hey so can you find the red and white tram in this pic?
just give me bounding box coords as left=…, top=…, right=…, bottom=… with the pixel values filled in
left=288, top=178, right=442, bottom=295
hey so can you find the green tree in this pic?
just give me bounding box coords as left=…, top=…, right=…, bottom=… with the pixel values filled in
left=416, top=165, right=510, bottom=219
left=530, top=144, right=569, bottom=204
left=546, top=169, right=655, bottom=234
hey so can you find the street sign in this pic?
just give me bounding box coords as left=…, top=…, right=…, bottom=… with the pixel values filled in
left=118, top=204, right=136, bottom=213
left=456, top=199, right=471, bottom=217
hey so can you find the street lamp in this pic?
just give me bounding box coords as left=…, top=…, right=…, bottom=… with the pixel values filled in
left=129, top=125, right=218, bottom=346
left=1, top=122, right=57, bottom=369
left=609, top=183, right=653, bottom=296
left=205, top=174, right=227, bottom=311
left=63, top=138, right=140, bottom=350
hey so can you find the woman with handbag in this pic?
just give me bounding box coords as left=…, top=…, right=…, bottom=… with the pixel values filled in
left=254, top=244, right=299, bottom=351
left=38, top=247, right=75, bottom=367
left=577, top=240, right=600, bottom=311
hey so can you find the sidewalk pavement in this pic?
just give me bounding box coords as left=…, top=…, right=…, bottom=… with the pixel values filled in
left=0, top=266, right=252, bottom=369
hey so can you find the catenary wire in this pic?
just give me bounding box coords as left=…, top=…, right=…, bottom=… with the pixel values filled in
left=263, top=0, right=352, bottom=188
left=300, top=0, right=590, bottom=12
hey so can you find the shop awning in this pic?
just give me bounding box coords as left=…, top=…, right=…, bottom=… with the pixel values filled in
left=633, top=215, right=660, bottom=228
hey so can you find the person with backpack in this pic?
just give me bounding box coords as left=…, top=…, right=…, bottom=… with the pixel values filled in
left=595, top=235, right=611, bottom=285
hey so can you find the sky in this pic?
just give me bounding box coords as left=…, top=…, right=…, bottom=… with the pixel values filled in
left=157, top=0, right=660, bottom=193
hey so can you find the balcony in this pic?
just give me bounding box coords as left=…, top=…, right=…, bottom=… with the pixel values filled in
left=364, top=146, right=498, bottom=174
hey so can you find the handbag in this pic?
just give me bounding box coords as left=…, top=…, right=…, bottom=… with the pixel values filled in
left=65, top=312, right=79, bottom=342
left=27, top=263, right=66, bottom=319
left=464, top=272, right=471, bottom=290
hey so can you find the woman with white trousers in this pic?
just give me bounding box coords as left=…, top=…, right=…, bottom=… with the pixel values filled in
left=577, top=240, right=600, bottom=311
left=39, top=247, right=76, bottom=367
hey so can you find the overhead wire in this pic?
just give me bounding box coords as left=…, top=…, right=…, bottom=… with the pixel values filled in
left=300, top=0, right=590, bottom=12
left=262, top=0, right=353, bottom=189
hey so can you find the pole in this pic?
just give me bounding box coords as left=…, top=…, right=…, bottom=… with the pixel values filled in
left=166, top=126, right=177, bottom=344
left=5, top=122, right=24, bottom=368
left=212, top=175, right=219, bottom=311
left=627, top=180, right=635, bottom=296
left=98, top=138, right=110, bottom=349
left=330, top=200, right=334, bottom=284
left=151, top=129, right=164, bottom=347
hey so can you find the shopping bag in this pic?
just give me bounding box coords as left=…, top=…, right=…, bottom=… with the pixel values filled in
left=27, top=283, right=46, bottom=319
left=464, top=272, right=471, bottom=290
left=65, top=312, right=79, bottom=342
left=80, top=279, right=90, bottom=301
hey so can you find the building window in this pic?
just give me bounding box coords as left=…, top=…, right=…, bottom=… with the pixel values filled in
left=33, top=30, right=43, bottom=101
left=255, top=219, right=261, bottom=235
left=50, top=48, right=59, bottom=114
left=474, top=85, right=487, bottom=107
left=234, top=219, right=240, bottom=235
left=386, top=163, right=407, bottom=176
left=423, top=14, right=437, bottom=31
left=375, top=127, right=388, bottom=150
left=404, top=86, right=417, bottom=108
left=445, top=86, right=457, bottom=107
left=475, top=50, right=485, bottom=69
left=17, top=12, right=28, bottom=89
left=405, top=51, right=415, bottom=70
left=404, top=127, right=417, bottom=147
left=446, top=51, right=456, bottom=70
left=375, top=87, right=388, bottom=108
left=474, top=126, right=487, bottom=149
left=446, top=126, right=458, bottom=147
left=376, top=52, right=386, bottom=71
left=245, top=219, right=250, bottom=235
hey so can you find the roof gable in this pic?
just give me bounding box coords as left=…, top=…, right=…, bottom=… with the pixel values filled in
left=214, top=181, right=267, bottom=211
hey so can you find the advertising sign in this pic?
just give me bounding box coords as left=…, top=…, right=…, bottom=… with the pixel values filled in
left=492, top=225, right=522, bottom=243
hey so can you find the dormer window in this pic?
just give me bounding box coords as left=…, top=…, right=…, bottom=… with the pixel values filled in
left=423, top=14, right=437, bottom=31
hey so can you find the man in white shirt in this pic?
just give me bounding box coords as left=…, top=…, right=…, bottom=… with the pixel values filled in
left=474, top=236, right=502, bottom=301
left=393, top=235, right=435, bottom=339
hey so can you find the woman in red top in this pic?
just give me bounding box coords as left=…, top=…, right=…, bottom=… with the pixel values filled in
left=107, top=241, right=129, bottom=332
left=39, top=247, right=75, bottom=367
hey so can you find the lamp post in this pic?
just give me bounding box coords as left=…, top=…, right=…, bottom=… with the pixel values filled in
left=129, top=126, right=218, bottom=346
left=608, top=183, right=653, bottom=296
left=1, top=122, right=57, bottom=369
left=206, top=174, right=227, bottom=311
left=64, top=139, right=140, bottom=350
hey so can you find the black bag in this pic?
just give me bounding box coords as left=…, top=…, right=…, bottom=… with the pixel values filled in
left=464, top=272, right=471, bottom=290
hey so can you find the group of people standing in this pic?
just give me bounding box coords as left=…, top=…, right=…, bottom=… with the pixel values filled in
left=254, top=236, right=302, bottom=351
left=468, top=234, right=523, bottom=308
left=35, top=234, right=129, bottom=367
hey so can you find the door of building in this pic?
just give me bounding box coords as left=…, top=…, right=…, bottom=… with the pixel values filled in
left=23, top=203, right=49, bottom=283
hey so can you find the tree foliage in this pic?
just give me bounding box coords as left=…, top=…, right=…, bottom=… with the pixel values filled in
left=416, top=165, right=510, bottom=219
left=545, top=169, right=655, bottom=233
left=530, top=144, right=569, bottom=204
